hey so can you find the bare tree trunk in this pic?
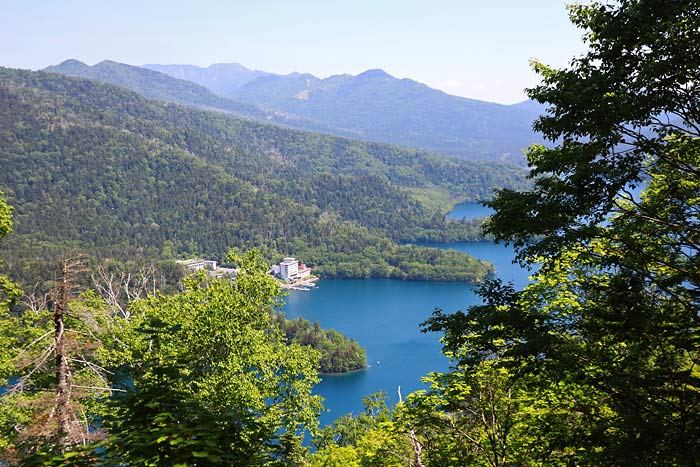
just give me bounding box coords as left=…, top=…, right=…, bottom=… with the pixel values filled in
left=54, top=260, right=72, bottom=452
left=408, top=429, right=426, bottom=467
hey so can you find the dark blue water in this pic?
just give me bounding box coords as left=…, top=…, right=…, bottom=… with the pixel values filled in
left=281, top=202, right=530, bottom=425
left=447, top=201, right=494, bottom=220
left=283, top=279, right=479, bottom=424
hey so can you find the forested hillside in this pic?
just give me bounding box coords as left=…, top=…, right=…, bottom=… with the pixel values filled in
left=53, top=60, right=544, bottom=163
left=0, top=67, right=526, bottom=284
left=45, top=59, right=345, bottom=136
left=221, top=68, right=545, bottom=162
left=43, top=61, right=530, bottom=200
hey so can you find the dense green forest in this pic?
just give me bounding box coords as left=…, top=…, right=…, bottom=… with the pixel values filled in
left=2, top=1, right=696, bottom=465
left=0, top=66, right=525, bottom=285
left=271, top=312, right=367, bottom=374
left=44, top=59, right=344, bottom=137
left=49, top=59, right=544, bottom=163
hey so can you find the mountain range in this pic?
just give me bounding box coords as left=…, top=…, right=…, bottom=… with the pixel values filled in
left=46, top=60, right=546, bottom=162
left=0, top=67, right=528, bottom=285
left=43, top=60, right=343, bottom=136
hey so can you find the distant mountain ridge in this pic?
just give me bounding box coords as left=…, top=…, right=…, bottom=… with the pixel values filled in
left=47, top=59, right=545, bottom=162
left=143, top=63, right=273, bottom=97
left=45, top=59, right=265, bottom=117
left=44, top=60, right=346, bottom=136
left=144, top=62, right=546, bottom=162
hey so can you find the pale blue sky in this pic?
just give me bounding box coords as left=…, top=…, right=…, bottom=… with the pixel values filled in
left=1, top=0, right=588, bottom=104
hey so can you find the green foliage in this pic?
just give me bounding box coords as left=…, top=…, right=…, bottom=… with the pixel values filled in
left=98, top=250, right=323, bottom=466
left=397, top=359, right=601, bottom=467
left=424, top=1, right=700, bottom=466
left=309, top=392, right=409, bottom=467
left=0, top=191, right=11, bottom=238
left=0, top=191, right=20, bottom=313
left=314, top=392, right=391, bottom=449
left=151, top=63, right=544, bottom=162
left=271, top=313, right=367, bottom=373
left=486, top=0, right=700, bottom=264
left=0, top=249, right=329, bottom=466
left=0, top=66, right=518, bottom=284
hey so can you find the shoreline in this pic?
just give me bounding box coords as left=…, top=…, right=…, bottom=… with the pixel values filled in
left=320, top=365, right=368, bottom=376
left=279, top=276, right=320, bottom=290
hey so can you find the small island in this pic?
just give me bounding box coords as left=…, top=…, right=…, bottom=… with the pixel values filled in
left=271, top=312, right=367, bottom=374
left=270, top=257, right=366, bottom=373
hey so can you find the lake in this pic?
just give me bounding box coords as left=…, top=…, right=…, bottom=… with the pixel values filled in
left=282, top=202, right=532, bottom=425
left=446, top=201, right=494, bottom=220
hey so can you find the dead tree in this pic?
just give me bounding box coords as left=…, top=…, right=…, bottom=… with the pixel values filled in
left=2, top=254, right=115, bottom=463
left=91, top=262, right=161, bottom=318
left=51, top=256, right=87, bottom=452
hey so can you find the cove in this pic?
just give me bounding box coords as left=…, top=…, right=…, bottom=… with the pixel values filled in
left=282, top=202, right=532, bottom=425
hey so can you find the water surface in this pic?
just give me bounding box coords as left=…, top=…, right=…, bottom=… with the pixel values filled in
left=447, top=201, right=494, bottom=220
left=282, top=203, right=531, bottom=424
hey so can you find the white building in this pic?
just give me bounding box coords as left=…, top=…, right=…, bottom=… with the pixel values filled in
left=279, top=257, right=299, bottom=282
left=177, top=258, right=217, bottom=272
left=297, top=264, right=311, bottom=279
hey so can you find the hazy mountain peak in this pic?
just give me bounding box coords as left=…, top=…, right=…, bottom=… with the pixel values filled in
left=142, top=62, right=274, bottom=93
left=45, top=59, right=89, bottom=75
left=285, top=71, right=319, bottom=80
left=208, top=62, right=251, bottom=71
left=355, top=69, right=393, bottom=80
left=95, top=59, right=126, bottom=68
left=58, top=58, right=88, bottom=67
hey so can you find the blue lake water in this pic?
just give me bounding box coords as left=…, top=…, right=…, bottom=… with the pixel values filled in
left=446, top=201, right=494, bottom=220
left=281, top=202, right=532, bottom=425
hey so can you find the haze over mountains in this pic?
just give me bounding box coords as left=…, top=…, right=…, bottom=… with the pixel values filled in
left=46, top=60, right=545, bottom=162
left=145, top=63, right=274, bottom=97
left=43, top=60, right=343, bottom=136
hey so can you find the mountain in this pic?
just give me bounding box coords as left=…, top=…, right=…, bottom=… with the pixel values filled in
left=228, top=69, right=545, bottom=162
left=509, top=99, right=548, bottom=114
left=44, top=60, right=343, bottom=135
left=44, top=59, right=265, bottom=117
left=0, top=67, right=528, bottom=284
left=146, top=63, right=545, bottom=162
left=143, top=63, right=273, bottom=97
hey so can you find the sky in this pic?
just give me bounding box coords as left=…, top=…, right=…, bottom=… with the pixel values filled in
left=1, top=0, right=589, bottom=104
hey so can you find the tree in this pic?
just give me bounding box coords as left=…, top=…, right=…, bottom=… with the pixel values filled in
left=0, top=191, right=20, bottom=314
left=425, top=1, right=700, bottom=465
left=0, top=254, right=111, bottom=463
left=488, top=0, right=700, bottom=262
left=99, top=250, right=323, bottom=466
left=309, top=392, right=410, bottom=467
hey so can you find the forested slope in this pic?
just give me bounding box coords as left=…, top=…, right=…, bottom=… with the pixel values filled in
left=144, top=62, right=545, bottom=162
left=0, top=68, right=525, bottom=282
left=44, top=59, right=346, bottom=137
